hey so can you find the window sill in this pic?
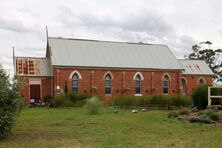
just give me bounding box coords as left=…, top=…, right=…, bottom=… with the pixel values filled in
left=134, top=94, right=143, bottom=96
left=105, top=94, right=111, bottom=96
left=163, top=93, right=169, bottom=95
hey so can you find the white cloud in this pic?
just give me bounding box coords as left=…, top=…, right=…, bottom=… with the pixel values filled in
left=0, top=17, right=32, bottom=33
left=0, top=0, right=222, bottom=74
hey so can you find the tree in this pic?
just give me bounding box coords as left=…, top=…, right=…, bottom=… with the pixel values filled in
left=64, top=80, right=68, bottom=94
left=192, top=85, right=208, bottom=109
left=187, top=41, right=222, bottom=83
left=0, top=68, right=23, bottom=139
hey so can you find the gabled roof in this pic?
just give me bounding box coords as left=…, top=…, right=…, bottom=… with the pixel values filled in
left=178, top=59, right=214, bottom=75
left=48, top=37, right=183, bottom=70
left=14, top=57, right=51, bottom=76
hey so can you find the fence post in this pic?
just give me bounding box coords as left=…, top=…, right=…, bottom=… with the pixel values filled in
left=208, top=86, right=211, bottom=107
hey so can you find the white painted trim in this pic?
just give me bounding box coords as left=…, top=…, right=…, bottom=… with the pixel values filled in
left=29, top=79, right=41, bottom=85
left=133, top=72, right=144, bottom=80
left=161, top=73, right=171, bottom=81
left=197, top=77, right=206, bottom=85
left=134, top=94, right=143, bottom=96
left=69, top=70, right=82, bottom=79
left=208, top=86, right=222, bottom=106
left=103, top=71, right=114, bottom=80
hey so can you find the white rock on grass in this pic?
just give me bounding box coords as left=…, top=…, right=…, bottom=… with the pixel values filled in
left=132, top=109, right=138, bottom=113
left=141, top=108, right=147, bottom=112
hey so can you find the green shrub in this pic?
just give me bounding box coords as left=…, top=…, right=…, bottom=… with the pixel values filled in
left=146, top=95, right=169, bottom=109
left=43, top=95, right=53, bottom=105
left=115, top=96, right=148, bottom=107
left=52, top=93, right=91, bottom=107
left=76, top=93, right=91, bottom=101
left=138, top=96, right=148, bottom=106
left=116, top=96, right=133, bottom=107
left=66, top=93, right=76, bottom=102
left=84, top=97, right=102, bottom=115
left=149, top=95, right=170, bottom=104
left=53, top=95, right=67, bottom=107
left=170, top=95, right=191, bottom=107
left=192, top=85, right=208, bottom=109
left=63, top=99, right=75, bottom=107
left=66, top=92, right=91, bottom=106
left=115, top=95, right=191, bottom=108
left=0, top=69, right=23, bottom=139
left=53, top=94, right=75, bottom=107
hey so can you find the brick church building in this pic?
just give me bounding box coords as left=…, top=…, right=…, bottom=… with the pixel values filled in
left=14, top=37, right=213, bottom=103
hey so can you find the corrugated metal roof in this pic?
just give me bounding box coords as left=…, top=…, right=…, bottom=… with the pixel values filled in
left=15, top=57, right=51, bottom=76
left=48, top=37, right=183, bottom=70
left=178, top=60, right=214, bottom=75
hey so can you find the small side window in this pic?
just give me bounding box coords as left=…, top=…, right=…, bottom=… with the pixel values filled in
left=105, top=74, right=112, bottom=95
left=135, top=75, right=141, bottom=94
left=163, top=75, right=169, bottom=94
left=72, top=73, right=79, bottom=93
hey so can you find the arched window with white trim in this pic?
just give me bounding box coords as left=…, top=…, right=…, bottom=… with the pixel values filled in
left=105, top=74, right=112, bottom=95
left=135, top=74, right=142, bottom=94
left=199, top=78, right=205, bottom=85
left=181, top=79, right=186, bottom=95
left=163, top=75, right=169, bottom=94
left=72, top=73, right=79, bottom=93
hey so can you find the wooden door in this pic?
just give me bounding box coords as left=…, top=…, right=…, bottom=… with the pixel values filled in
left=30, top=85, right=41, bottom=102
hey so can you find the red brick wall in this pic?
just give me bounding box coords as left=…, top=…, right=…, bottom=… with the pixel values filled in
left=18, top=68, right=213, bottom=103
left=53, top=67, right=182, bottom=98
left=41, top=77, right=52, bottom=99
left=181, top=75, right=212, bottom=95
left=19, top=77, right=52, bottom=103
left=20, top=78, right=29, bottom=102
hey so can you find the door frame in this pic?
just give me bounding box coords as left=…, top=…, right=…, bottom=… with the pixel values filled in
left=29, top=78, right=42, bottom=103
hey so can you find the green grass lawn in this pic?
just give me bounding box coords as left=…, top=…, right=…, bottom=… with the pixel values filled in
left=1, top=107, right=222, bottom=148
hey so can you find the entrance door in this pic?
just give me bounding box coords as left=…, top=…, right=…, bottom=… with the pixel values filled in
left=30, top=85, right=41, bottom=103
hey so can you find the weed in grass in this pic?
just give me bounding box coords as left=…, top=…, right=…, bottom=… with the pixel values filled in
left=168, top=111, right=179, bottom=118
left=206, top=111, right=219, bottom=121
left=84, top=97, right=101, bottom=115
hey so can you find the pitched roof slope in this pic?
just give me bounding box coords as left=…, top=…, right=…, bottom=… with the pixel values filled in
left=178, top=59, right=214, bottom=75
left=48, top=37, right=182, bottom=70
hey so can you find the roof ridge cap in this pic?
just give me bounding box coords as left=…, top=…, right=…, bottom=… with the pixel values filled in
left=48, top=36, right=168, bottom=46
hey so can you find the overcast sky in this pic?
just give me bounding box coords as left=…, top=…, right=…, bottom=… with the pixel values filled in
left=1, top=0, right=222, bottom=73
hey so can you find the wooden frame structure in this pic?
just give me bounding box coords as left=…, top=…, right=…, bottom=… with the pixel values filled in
left=208, top=86, right=222, bottom=106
